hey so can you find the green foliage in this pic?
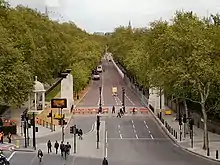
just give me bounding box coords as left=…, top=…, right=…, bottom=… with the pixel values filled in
left=109, top=11, right=220, bottom=120
left=0, top=1, right=105, bottom=107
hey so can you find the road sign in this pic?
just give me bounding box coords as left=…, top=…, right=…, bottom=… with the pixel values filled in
left=51, top=98, right=67, bottom=108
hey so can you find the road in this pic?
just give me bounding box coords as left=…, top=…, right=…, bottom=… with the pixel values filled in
left=9, top=59, right=219, bottom=165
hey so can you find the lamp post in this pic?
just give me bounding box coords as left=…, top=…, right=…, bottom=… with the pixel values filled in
left=99, top=87, right=102, bottom=113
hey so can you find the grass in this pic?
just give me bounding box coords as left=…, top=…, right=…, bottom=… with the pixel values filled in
left=45, top=84, right=61, bottom=102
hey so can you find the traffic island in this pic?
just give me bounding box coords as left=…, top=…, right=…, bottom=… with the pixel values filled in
left=74, top=121, right=105, bottom=158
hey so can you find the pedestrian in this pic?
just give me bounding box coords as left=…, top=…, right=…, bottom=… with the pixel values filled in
left=63, top=144, right=68, bottom=160
left=132, top=108, right=135, bottom=115
left=112, top=106, right=115, bottom=113
left=47, top=140, right=52, bottom=153
left=60, top=141, right=64, bottom=157
left=66, top=142, right=71, bottom=155
left=116, top=112, right=121, bottom=118
left=7, top=132, right=12, bottom=143
left=102, top=157, right=108, bottom=165
left=0, top=132, right=4, bottom=143
left=79, top=129, right=83, bottom=140
left=120, top=108, right=123, bottom=116
left=54, top=140, right=59, bottom=154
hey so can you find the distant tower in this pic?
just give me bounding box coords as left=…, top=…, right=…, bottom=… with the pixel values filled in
left=45, top=6, right=48, bottom=16
left=128, top=20, right=132, bottom=29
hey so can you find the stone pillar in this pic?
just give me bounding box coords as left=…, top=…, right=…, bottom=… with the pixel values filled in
left=34, top=92, right=37, bottom=111
left=42, top=92, right=45, bottom=110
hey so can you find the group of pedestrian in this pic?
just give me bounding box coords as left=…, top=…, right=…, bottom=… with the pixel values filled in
left=47, top=140, right=71, bottom=159
left=112, top=106, right=136, bottom=117
left=76, top=128, right=83, bottom=140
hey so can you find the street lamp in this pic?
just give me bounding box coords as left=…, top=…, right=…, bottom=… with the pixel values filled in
left=122, top=87, right=125, bottom=113
left=99, top=87, right=102, bottom=113
left=96, top=114, right=100, bottom=149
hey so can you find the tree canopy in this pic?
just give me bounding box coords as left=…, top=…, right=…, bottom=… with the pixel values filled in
left=109, top=11, right=220, bottom=149
left=0, top=1, right=106, bottom=106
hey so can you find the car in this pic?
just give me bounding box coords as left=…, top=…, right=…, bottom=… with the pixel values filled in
left=97, top=65, right=103, bottom=72
left=92, top=72, right=100, bottom=80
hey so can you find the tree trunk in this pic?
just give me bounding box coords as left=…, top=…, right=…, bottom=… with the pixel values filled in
left=201, top=102, right=209, bottom=150
left=183, top=100, right=189, bottom=134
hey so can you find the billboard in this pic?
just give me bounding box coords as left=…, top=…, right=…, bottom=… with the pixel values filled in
left=51, top=98, right=67, bottom=108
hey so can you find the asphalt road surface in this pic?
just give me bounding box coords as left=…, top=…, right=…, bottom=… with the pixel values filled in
left=9, top=59, right=220, bottom=165
left=105, top=116, right=219, bottom=165
left=78, top=60, right=142, bottom=107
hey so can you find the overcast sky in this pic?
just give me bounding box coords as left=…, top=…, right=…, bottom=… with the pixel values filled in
left=8, top=0, right=220, bottom=33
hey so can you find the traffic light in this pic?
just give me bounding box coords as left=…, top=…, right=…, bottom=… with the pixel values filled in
left=179, top=115, right=182, bottom=125
left=21, top=114, right=24, bottom=121
left=70, top=126, right=74, bottom=134
left=183, top=114, right=187, bottom=123
left=58, top=119, right=67, bottom=125
left=47, top=112, right=52, bottom=118
left=189, top=118, right=194, bottom=130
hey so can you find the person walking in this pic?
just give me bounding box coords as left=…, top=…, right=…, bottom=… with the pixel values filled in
left=47, top=140, right=52, bottom=153
left=54, top=140, right=59, bottom=154
left=7, top=132, right=12, bottom=143
left=112, top=106, right=115, bottom=113
left=60, top=141, right=64, bottom=157
left=102, top=157, right=108, bottom=165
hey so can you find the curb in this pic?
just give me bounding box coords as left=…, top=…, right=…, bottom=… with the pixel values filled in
left=14, top=148, right=35, bottom=152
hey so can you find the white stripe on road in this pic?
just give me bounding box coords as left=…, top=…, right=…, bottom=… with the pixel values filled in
left=133, top=129, right=136, bottom=132
left=150, top=134, right=154, bottom=140
left=120, top=134, right=122, bottom=139
left=105, top=131, right=108, bottom=157
left=133, top=125, right=135, bottom=129
left=135, top=134, right=139, bottom=139
left=131, top=120, right=134, bottom=124
left=125, top=94, right=135, bottom=105
left=7, top=151, right=16, bottom=161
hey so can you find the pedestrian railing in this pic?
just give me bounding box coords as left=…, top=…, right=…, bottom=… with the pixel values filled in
left=35, top=117, right=55, bottom=131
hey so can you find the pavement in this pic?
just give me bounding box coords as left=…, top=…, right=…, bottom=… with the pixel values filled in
left=161, top=110, right=220, bottom=162
left=6, top=58, right=220, bottom=165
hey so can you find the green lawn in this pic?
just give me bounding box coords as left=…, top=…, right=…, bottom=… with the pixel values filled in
left=45, top=84, right=61, bottom=102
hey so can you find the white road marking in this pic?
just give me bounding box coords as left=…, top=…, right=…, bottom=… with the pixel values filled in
left=116, top=96, right=122, bottom=104
left=7, top=151, right=16, bottom=161
left=144, top=121, right=146, bottom=125
left=105, top=131, right=108, bottom=157
left=118, top=125, right=120, bottom=128
left=118, top=129, right=121, bottom=133
left=135, top=134, right=139, bottom=139
left=133, top=125, right=135, bottom=129
left=150, top=134, right=154, bottom=140
left=131, top=120, right=134, bottom=124
left=148, top=130, right=151, bottom=134
left=125, top=94, right=135, bottom=105
left=107, top=137, right=167, bottom=140
left=133, top=129, right=136, bottom=132
left=120, top=134, right=122, bottom=139
left=145, top=125, right=148, bottom=128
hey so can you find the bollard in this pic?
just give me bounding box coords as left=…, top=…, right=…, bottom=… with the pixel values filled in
left=53, top=124, right=55, bottom=131
left=43, top=120, right=45, bottom=127
left=16, top=140, right=20, bottom=149
left=207, top=148, right=210, bottom=156
left=46, top=122, right=48, bottom=128
left=174, top=130, right=175, bottom=136
left=175, top=132, right=177, bottom=139
left=165, top=122, right=167, bottom=128
left=216, top=150, right=218, bottom=159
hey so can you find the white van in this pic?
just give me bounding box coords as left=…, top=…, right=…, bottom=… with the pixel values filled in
left=97, top=65, right=103, bottom=72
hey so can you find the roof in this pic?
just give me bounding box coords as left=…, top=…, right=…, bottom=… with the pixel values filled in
left=33, top=76, right=45, bottom=92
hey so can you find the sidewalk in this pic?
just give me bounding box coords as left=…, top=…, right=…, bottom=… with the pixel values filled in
left=35, top=121, right=105, bottom=158
left=1, top=83, right=90, bottom=140
left=151, top=108, right=220, bottom=162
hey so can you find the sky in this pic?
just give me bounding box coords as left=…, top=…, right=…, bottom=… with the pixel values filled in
left=8, top=0, right=220, bottom=33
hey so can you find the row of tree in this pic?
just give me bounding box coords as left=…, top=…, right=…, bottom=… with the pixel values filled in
left=108, top=11, right=220, bottom=150
left=0, top=0, right=106, bottom=107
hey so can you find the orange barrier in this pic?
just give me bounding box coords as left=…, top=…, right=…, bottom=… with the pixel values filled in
left=128, top=108, right=138, bottom=113
left=103, top=108, right=109, bottom=113
left=73, top=108, right=109, bottom=114
left=140, top=108, right=148, bottom=113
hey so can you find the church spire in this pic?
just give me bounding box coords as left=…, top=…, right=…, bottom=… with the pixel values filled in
left=128, top=20, right=132, bottom=29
